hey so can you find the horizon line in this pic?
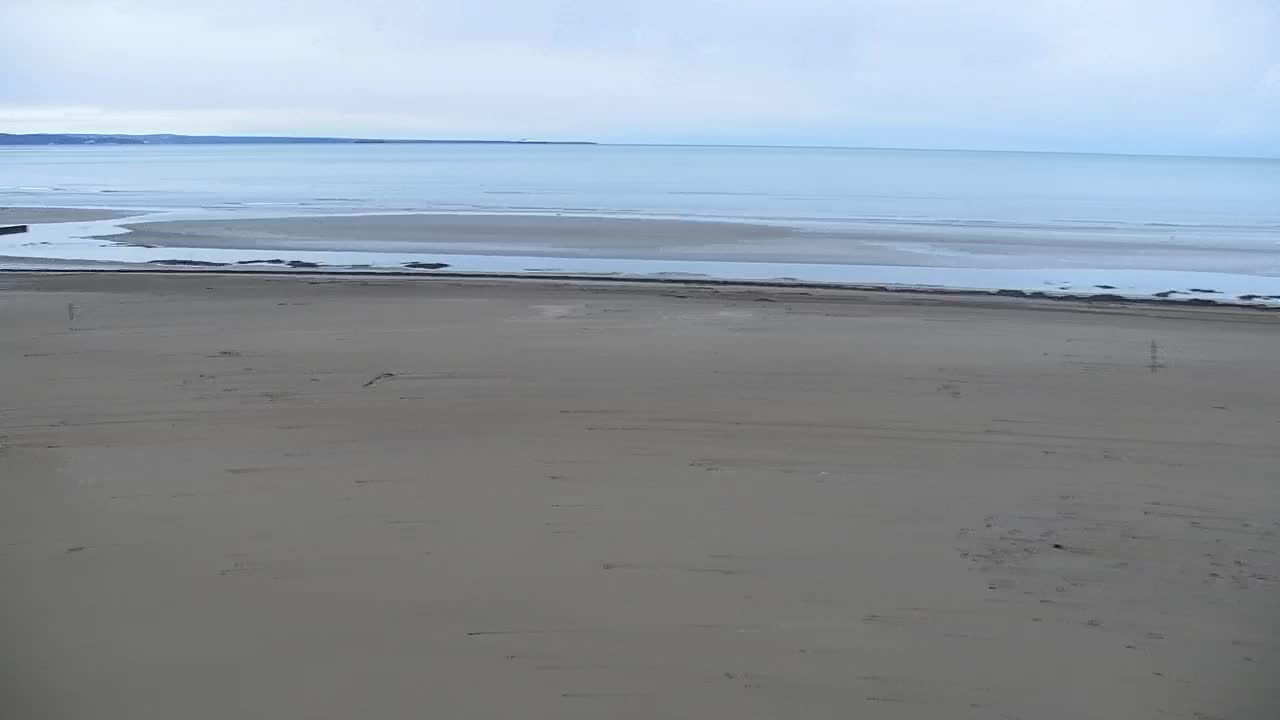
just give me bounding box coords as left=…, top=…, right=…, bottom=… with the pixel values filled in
left=608, top=142, right=1278, bottom=162
left=1, top=132, right=1274, bottom=162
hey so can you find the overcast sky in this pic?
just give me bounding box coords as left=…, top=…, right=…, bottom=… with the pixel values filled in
left=3, top=0, right=1278, bottom=155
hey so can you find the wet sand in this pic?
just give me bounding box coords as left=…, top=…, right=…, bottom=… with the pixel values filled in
left=106, top=214, right=799, bottom=259
left=101, top=212, right=1280, bottom=273
left=1, top=207, right=140, bottom=225
left=5, top=208, right=1275, bottom=302
left=2, top=273, right=1279, bottom=719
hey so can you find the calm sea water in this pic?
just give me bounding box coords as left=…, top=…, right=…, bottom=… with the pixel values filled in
left=3, top=144, right=1279, bottom=298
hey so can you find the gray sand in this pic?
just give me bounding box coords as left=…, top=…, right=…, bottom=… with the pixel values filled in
left=108, top=214, right=798, bottom=258
left=3, top=274, right=1278, bottom=719
left=1, top=207, right=140, bottom=225
left=101, top=212, right=1280, bottom=271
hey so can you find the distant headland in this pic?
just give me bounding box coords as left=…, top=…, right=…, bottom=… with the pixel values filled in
left=0, top=133, right=596, bottom=146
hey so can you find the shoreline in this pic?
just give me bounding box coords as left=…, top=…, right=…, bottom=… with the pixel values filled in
left=0, top=207, right=143, bottom=224
left=96, top=212, right=1280, bottom=270
left=2, top=268, right=1278, bottom=312
left=3, top=206, right=1279, bottom=307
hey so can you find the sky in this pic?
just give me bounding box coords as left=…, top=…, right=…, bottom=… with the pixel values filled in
left=2, top=0, right=1279, bottom=156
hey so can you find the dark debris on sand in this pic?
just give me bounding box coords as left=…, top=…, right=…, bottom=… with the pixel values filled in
left=149, top=259, right=230, bottom=267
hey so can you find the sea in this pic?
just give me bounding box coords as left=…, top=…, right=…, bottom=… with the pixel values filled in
left=3, top=143, right=1279, bottom=302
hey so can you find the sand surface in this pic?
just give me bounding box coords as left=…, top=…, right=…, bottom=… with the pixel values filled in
left=1, top=207, right=140, bottom=225
left=3, top=273, right=1278, bottom=719
left=102, top=213, right=1280, bottom=273
left=108, top=214, right=798, bottom=259
left=1, top=208, right=1269, bottom=300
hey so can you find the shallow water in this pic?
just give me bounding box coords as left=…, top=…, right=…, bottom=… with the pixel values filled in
left=3, top=144, right=1279, bottom=301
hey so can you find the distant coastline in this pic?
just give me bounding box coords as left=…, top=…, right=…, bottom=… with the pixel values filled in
left=0, top=133, right=596, bottom=146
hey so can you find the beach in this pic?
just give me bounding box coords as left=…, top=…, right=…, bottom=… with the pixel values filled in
left=95, top=213, right=1280, bottom=272
left=3, top=142, right=1279, bottom=300
left=0, top=207, right=139, bottom=225
left=5, top=207, right=1279, bottom=303
left=3, top=271, right=1278, bottom=719
left=102, top=214, right=797, bottom=258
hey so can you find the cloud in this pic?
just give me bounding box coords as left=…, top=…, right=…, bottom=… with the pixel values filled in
left=2, top=0, right=1277, bottom=154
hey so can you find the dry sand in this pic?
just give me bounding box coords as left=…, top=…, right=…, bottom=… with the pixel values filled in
left=2, top=273, right=1278, bottom=719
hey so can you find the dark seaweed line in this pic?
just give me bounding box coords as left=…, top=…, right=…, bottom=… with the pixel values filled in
left=3, top=267, right=1278, bottom=312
